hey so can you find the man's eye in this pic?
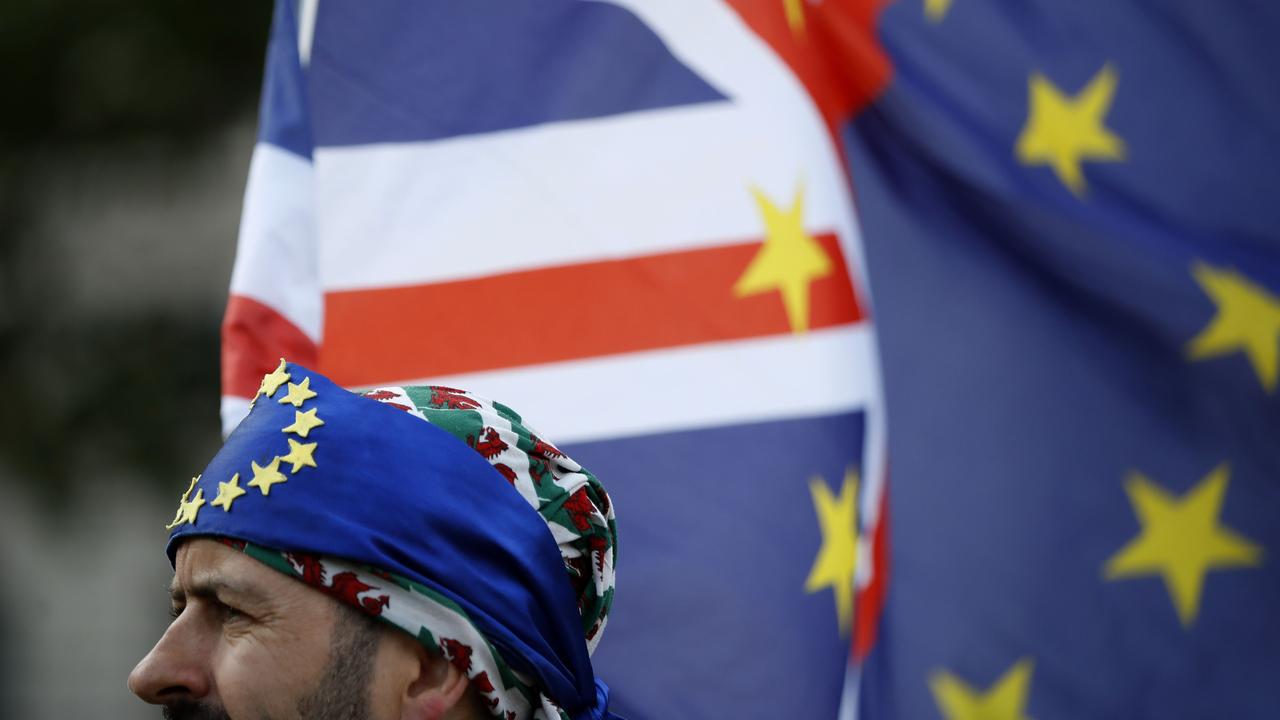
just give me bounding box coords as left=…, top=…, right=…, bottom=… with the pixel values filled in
left=219, top=602, right=247, bottom=622
left=169, top=606, right=183, bottom=620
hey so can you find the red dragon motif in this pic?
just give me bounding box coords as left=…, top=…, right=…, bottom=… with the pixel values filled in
left=438, top=643, right=504, bottom=710
left=472, top=671, right=496, bottom=694
left=493, top=463, right=517, bottom=485
left=362, top=594, right=390, bottom=614
left=361, top=389, right=413, bottom=413
left=567, top=555, right=591, bottom=599
left=528, top=458, right=549, bottom=485
left=531, top=435, right=564, bottom=459
left=439, top=637, right=474, bottom=673
left=468, top=427, right=508, bottom=459
left=430, top=386, right=480, bottom=410
left=588, top=535, right=609, bottom=572
left=285, top=553, right=390, bottom=618
left=287, top=552, right=327, bottom=586
left=472, top=671, right=499, bottom=709
left=561, top=487, right=596, bottom=531
left=328, top=572, right=390, bottom=616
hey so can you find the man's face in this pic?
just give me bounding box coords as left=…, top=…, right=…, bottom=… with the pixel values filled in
left=128, top=539, right=391, bottom=719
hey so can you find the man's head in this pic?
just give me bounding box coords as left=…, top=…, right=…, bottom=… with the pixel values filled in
left=129, top=539, right=486, bottom=719
left=130, top=362, right=618, bottom=720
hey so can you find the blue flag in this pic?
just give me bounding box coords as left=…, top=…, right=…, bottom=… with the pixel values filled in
left=847, top=0, right=1280, bottom=717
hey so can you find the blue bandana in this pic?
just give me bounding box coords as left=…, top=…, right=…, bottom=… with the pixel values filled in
left=165, top=361, right=618, bottom=720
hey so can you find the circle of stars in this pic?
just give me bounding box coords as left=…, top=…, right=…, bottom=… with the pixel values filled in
left=166, top=359, right=324, bottom=528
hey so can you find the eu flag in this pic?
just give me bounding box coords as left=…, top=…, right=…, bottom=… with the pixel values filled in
left=847, top=0, right=1280, bottom=717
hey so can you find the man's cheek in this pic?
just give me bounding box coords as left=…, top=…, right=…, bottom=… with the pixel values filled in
left=212, top=646, right=289, bottom=719
left=216, top=637, right=324, bottom=717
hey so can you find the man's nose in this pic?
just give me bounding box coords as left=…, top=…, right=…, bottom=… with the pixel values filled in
left=127, top=613, right=213, bottom=704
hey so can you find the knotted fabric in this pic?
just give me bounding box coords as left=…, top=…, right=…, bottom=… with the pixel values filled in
left=166, top=361, right=619, bottom=720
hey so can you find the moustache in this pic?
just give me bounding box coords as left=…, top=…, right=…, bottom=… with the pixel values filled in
left=162, top=701, right=231, bottom=720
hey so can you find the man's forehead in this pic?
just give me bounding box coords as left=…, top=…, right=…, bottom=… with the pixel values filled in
left=170, top=539, right=279, bottom=602
left=168, top=569, right=265, bottom=602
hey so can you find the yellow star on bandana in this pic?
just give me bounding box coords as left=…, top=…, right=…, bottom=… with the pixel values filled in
left=283, top=408, right=325, bottom=438
left=178, top=489, right=205, bottom=526
left=1186, top=263, right=1280, bottom=392
left=258, top=359, right=292, bottom=399
left=1016, top=64, right=1125, bottom=196
left=211, top=473, right=247, bottom=511
left=804, top=467, right=859, bottom=633
left=166, top=476, right=206, bottom=529
left=930, top=658, right=1035, bottom=720
left=248, top=457, right=288, bottom=496
left=735, top=184, right=833, bottom=334
left=280, top=438, right=318, bottom=473
left=1104, top=465, right=1262, bottom=626
left=278, top=376, right=319, bottom=407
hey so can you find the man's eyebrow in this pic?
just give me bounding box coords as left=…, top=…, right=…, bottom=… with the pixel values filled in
left=169, top=574, right=270, bottom=605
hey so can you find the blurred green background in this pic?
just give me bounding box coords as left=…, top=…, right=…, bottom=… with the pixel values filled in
left=0, top=2, right=271, bottom=716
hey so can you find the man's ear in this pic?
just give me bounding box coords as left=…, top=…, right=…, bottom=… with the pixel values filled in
left=397, top=637, right=474, bottom=720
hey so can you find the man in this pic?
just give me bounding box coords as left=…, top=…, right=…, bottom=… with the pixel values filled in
left=129, top=360, right=620, bottom=720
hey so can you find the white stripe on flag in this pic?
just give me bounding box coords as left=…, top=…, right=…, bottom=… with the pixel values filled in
left=221, top=395, right=252, bottom=436
left=231, top=142, right=323, bottom=342
left=391, top=323, right=876, bottom=444
left=222, top=323, right=875, bottom=441
left=314, top=100, right=854, bottom=291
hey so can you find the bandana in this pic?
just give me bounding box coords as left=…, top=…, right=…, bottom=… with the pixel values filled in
left=165, top=361, right=619, bottom=720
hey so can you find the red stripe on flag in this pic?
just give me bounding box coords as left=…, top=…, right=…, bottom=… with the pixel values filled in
left=725, top=0, right=893, bottom=255
left=223, top=294, right=319, bottom=398
left=320, top=234, right=864, bottom=387
left=725, top=0, right=892, bottom=136
left=853, top=469, right=889, bottom=662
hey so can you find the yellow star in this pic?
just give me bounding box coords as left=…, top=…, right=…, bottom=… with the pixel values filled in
left=257, top=358, right=292, bottom=399
left=211, top=473, right=247, bottom=511
left=166, top=476, right=204, bottom=529
left=735, top=184, right=833, bottom=333
left=248, top=457, right=288, bottom=496
left=930, top=658, right=1035, bottom=720
left=1015, top=64, right=1125, bottom=196
left=925, top=0, right=952, bottom=22
left=1104, top=464, right=1262, bottom=627
left=804, top=467, right=859, bottom=633
left=279, top=438, right=318, bottom=473
left=784, top=0, right=805, bottom=35
left=282, top=408, right=325, bottom=438
left=278, top=376, right=319, bottom=407
left=1186, top=263, right=1280, bottom=392
left=178, top=489, right=205, bottom=526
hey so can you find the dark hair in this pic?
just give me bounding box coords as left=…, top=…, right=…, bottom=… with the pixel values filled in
left=294, top=602, right=384, bottom=718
